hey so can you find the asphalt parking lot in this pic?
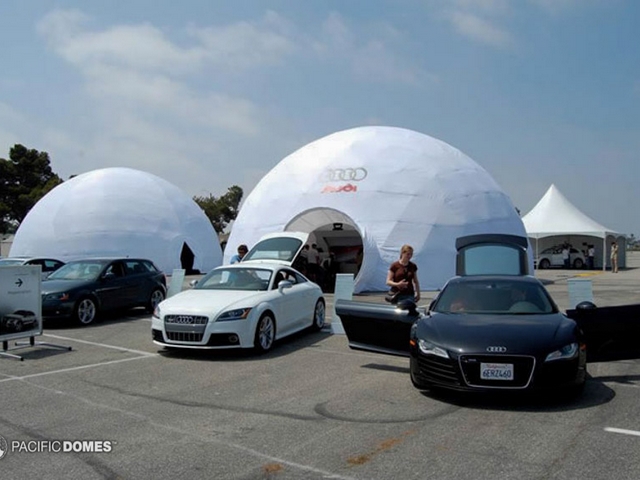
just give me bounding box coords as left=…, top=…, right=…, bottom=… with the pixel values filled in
left=1, top=253, right=639, bottom=479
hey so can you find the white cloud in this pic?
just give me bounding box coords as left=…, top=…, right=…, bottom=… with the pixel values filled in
left=425, top=0, right=515, bottom=49
left=80, top=64, right=261, bottom=135
left=529, top=0, right=583, bottom=15
left=30, top=8, right=433, bottom=196
left=0, top=102, right=27, bottom=127
left=0, top=103, right=30, bottom=155
left=441, top=0, right=597, bottom=49
left=316, top=12, right=434, bottom=85
left=451, top=0, right=511, bottom=14
left=189, top=10, right=297, bottom=71
left=448, top=10, right=514, bottom=48
left=37, top=9, right=263, bottom=138
left=315, top=11, right=354, bottom=54
left=38, top=10, right=203, bottom=75
left=352, top=40, right=433, bottom=86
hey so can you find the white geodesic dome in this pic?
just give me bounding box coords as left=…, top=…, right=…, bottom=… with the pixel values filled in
left=225, top=126, right=527, bottom=292
left=10, top=167, right=222, bottom=274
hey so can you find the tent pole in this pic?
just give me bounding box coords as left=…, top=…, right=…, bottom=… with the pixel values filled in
left=602, top=236, right=606, bottom=271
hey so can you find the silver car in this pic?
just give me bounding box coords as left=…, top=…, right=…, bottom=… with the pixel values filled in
left=0, top=256, right=65, bottom=279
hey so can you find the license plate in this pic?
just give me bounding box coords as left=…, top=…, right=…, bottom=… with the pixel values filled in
left=480, top=362, right=514, bottom=380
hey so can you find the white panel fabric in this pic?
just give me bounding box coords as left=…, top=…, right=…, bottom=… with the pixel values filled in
left=10, top=168, right=222, bottom=274
left=226, top=126, right=526, bottom=292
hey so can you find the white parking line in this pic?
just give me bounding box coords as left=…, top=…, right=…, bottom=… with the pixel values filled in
left=0, top=334, right=159, bottom=383
left=43, top=333, right=157, bottom=356
left=0, top=355, right=156, bottom=383
left=605, top=427, right=640, bottom=437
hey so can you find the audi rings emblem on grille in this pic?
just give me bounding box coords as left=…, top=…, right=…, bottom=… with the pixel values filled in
left=174, top=315, right=194, bottom=324
left=320, top=167, right=367, bottom=182
left=486, top=346, right=507, bottom=353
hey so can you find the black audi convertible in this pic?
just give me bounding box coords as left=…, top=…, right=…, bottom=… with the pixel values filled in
left=336, top=234, right=640, bottom=396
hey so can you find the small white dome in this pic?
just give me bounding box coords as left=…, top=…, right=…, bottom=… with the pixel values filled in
left=11, top=167, right=222, bottom=274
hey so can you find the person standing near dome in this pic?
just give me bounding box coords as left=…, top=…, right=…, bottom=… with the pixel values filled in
left=386, top=244, right=421, bottom=303
left=230, top=244, right=248, bottom=264
left=611, top=241, right=619, bottom=273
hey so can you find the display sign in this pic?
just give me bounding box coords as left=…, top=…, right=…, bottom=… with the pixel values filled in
left=332, top=273, right=354, bottom=334
left=0, top=266, right=42, bottom=342
left=167, top=269, right=186, bottom=298
left=567, top=278, right=594, bottom=309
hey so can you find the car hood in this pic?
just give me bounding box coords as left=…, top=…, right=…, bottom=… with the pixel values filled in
left=158, top=289, right=267, bottom=316
left=41, top=279, right=92, bottom=294
left=422, top=313, right=573, bottom=353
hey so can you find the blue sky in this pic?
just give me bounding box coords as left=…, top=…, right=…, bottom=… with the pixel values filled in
left=1, top=1, right=639, bottom=237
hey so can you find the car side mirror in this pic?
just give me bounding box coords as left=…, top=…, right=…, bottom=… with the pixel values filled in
left=396, top=299, right=419, bottom=316
left=576, top=301, right=597, bottom=310
left=103, top=272, right=116, bottom=281
left=278, top=280, right=293, bottom=291
left=189, top=279, right=198, bottom=288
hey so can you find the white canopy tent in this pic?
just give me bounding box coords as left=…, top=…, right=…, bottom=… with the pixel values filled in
left=225, top=126, right=528, bottom=292
left=10, top=168, right=223, bottom=275
left=522, top=184, right=626, bottom=270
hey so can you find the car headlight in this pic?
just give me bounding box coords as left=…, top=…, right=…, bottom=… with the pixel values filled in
left=545, top=342, right=579, bottom=362
left=217, top=308, right=252, bottom=322
left=418, top=339, right=449, bottom=359
left=45, top=292, right=70, bottom=301
left=153, top=305, right=161, bottom=319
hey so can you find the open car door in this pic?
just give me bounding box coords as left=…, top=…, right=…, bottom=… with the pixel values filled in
left=335, top=300, right=418, bottom=357
left=336, top=234, right=530, bottom=357
left=567, top=303, right=640, bottom=362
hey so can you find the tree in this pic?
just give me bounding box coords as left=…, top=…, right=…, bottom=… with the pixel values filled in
left=193, top=185, right=243, bottom=234
left=0, top=144, right=63, bottom=233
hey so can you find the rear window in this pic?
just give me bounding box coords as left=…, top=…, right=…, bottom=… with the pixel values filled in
left=243, top=237, right=303, bottom=263
left=460, top=245, right=524, bottom=276
left=125, top=260, right=158, bottom=274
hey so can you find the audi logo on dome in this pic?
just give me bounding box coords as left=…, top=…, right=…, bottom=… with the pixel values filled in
left=319, top=167, right=368, bottom=183
left=486, top=346, right=507, bottom=353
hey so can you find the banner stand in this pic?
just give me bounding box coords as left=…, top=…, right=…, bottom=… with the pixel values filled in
left=167, top=269, right=186, bottom=298
left=1, top=336, right=72, bottom=361
left=1, top=265, right=72, bottom=361
left=331, top=274, right=354, bottom=335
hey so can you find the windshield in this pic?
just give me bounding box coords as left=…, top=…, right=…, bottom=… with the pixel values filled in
left=196, top=268, right=271, bottom=291
left=432, top=279, right=557, bottom=315
left=47, top=262, right=104, bottom=281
